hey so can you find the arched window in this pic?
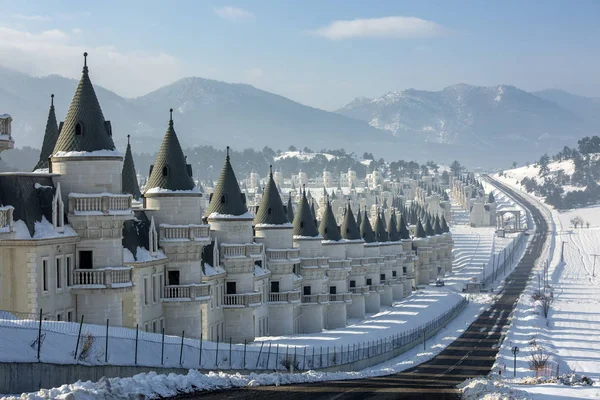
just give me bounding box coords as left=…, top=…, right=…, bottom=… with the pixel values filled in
left=162, top=166, right=168, bottom=177
left=220, top=195, right=226, bottom=204
left=268, top=207, right=272, bottom=215
left=75, top=122, right=83, bottom=136
left=300, top=222, right=304, bottom=228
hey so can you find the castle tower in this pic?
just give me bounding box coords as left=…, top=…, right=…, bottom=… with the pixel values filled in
left=386, top=210, right=405, bottom=300
left=398, top=212, right=415, bottom=294
left=374, top=212, right=393, bottom=306
left=122, top=135, right=142, bottom=200
left=413, top=219, right=432, bottom=285
left=34, top=94, right=59, bottom=171
left=143, top=111, right=210, bottom=338
left=206, top=148, right=266, bottom=342
left=0, top=114, right=14, bottom=153
left=51, top=53, right=133, bottom=326
left=319, top=198, right=351, bottom=329
left=254, top=166, right=300, bottom=335
left=360, top=210, right=382, bottom=313
left=341, top=202, right=367, bottom=318
left=293, top=187, right=328, bottom=333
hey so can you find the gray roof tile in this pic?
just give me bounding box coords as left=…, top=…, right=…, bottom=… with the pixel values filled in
left=34, top=94, right=59, bottom=170
left=206, top=147, right=248, bottom=216
left=254, top=166, right=289, bottom=225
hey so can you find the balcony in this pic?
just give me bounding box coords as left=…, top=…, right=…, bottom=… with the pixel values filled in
left=221, top=243, right=264, bottom=259
left=268, top=291, right=301, bottom=304
left=328, top=260, right=351, bottom=269
left=265, top=249, right=300, bottom=262
left=300, top=257, right=328, bottom=268
left=349, top=286, right=370, bottom=295
left=382, top=279, right=398, bottom=286
left=328, top=293, right=352, bottom=303
left=71, top=267, right=133, bottom=289
left=369, top=284, right=385, bottom=293
left=0, top=206, right=14, bottom=233
left=69, top=193, right=132, bottom=216
left=301, top=293, right=329, bottom=304
left=163, top=284, right=210, bottom=302
left=160, top=224, right=210, bottom=243
left=223, top=292, right=262, bottom=308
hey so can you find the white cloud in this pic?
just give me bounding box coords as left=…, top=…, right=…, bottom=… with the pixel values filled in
left=11, top=14, right=50, bottom=22
left=0, top=27, right=183, bottom=98
left=310, top=16, right=448, bottom=40
left=214, top=6, right=254, bottom=22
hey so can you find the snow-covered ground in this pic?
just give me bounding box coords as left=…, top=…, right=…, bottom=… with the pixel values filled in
left=468, top=174, right=600, bottom=399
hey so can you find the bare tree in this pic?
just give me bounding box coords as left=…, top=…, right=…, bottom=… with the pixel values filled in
left=586, top=221, right=591, bottom=229
left=539, top=295, right=553, bottom=318
left=528, top=345, right=550, bottom=371
left=571, top=216, right=584, bottom=228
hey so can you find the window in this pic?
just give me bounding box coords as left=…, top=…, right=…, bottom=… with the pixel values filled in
left=79, top=251, right=93, bottom=269
left=366, top=278, right=372, bottom=285
left=56, top=313, right=62, bottom=321
left=330, top=286, right=337, bottom=295
left=168, top=270, right=180, bottom=286
left=380, top=273, right=385, bottom=281
left=159, top=318, right=164, bottom=333
left=75, top=122, right=83, bottom=136
left=303, top=286, right=311, bottom=295
left=42, top=259, right=48, bottom=292
left=403, top=266, right=407, bottom=274
left=152, top=320, right=157, bottom=333
left=67, top=310, right=73, bottom=322
left=152, top=274, right=158, bottom=303
left=144, top=276, right=149, bottom=305
left=162, top=166, right=168, bottom=177
left=349, top=280, right=356, bottom=288
left=220, top=195, right=226, bottom=204
left=392, top=271, right=397, bottom=277
left=56, top=257, right=62, bottom=290
left=270, top=281, right=279, bottom=293
left=66, top=256, right=73, bottom=286
left=52, top=184, right=64, bottom=231
left=144, top=323, right=150, bottom=332
left=226, top=281, right=236, bottom=295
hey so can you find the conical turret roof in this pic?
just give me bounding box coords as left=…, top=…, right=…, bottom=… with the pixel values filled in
left=122, top=135, right=142, bottom=199
left=441, top=215, right=450, bottom=233
left=360, top=210, right=376, bottom=243
left=398, top=213, right=410, bottom=240
left=145, top=110, right=195, bottom=192
left=254, top=166, right=289, bottom=225
left=206, top=147, right=248, bottom=217
left=356, top=205, right=362, bottom=226
left=286, top=193, right=295, bottom=222
left=319, top=199, right=342, bottom=241
left=310, top=200, right=317, bottom=227
left=53, top=53, right=116, bottom=154
left=34, top=94, right=59, bottom=170
left=374, top=212, right=388, bottom=242
left=434, top=216, right=443, bottom=235
left=341, top=202, right=361, bottom=240
left=425, top=217, right=435, bottom=236
left=415, top=219, right=427, bottom=238
left=293, top=187, right=320, bottom=237
left=388, top=211, right=400, bottom=241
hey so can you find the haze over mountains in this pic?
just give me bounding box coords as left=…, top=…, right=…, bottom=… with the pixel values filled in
left=0, top=65, right=598, bottom=168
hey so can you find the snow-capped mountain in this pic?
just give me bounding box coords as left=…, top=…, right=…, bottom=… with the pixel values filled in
left=337, top=84, right=595, bottom=159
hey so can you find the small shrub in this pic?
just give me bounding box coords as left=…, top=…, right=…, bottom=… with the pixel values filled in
left=528, top=345, right=550, bottom=371
left=280, top=356, right=300, bottom=372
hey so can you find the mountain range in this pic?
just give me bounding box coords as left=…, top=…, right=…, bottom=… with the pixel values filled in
left=0, top=65, right=598, bottom=168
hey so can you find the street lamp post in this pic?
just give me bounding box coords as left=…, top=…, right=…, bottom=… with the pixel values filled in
left=512, top=346, right=520, bottom=377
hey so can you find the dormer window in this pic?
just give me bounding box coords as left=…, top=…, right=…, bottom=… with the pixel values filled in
left=268, top=207, right=272, bottom=215
left=52, top=183, right=64, bottom=232
left=220, top=195, right=226, bottom=204
left=162, top=166, right=168, bottom=177
left=75, top=122, right=83, bottom=136
left=149, top=217, right=158, bottom=256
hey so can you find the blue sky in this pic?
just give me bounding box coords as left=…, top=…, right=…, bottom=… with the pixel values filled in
left=0, top=0, right=598, bottom=110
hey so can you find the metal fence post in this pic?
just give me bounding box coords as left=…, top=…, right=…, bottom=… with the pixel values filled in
left=198, top=333, right=203, bottom=367
left=74, top=314, right=84, bottom=360
left=243, top=339, right=247, bottom=369
left=134, top=324, right=139, bottom=365
left=229, top=338, right=232, bottom=369
left=105, top=319, right=109, bottom=363
left=161, top=328, right=165, bottom=365
left=303, top=346, right=307, bottom=370
left=256, top=341, right=264, bottom=368
left=215, top=334, right=219, bottom=368
left=37, top=309, right=42, bottom=361
left=265, top=342, right=271, bottom=370
left=179, top=330, right=185, bottom=366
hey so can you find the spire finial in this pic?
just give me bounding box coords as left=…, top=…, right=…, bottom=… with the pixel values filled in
left=50, top=93, right=54, bottom=107
left=127, top=134, right=130, bottom=145
left=169, top=108, right=173, bottom=123
left=83, top=52, right=88, bottom=73
left=302, top=183, right=306, bottom=196
left=269, top=164, right=273, bottom=176
left=226, top=146, right=230, bottom=160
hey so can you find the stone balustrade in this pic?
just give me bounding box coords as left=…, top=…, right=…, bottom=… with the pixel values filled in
left=349, top=286, right=370, bottom=294
left=223, top=292, right=262, bottom=307
left=328, top=260, right=351, bottom=269
left=0, top=206, right=14, bottom=233
left=300, top=257, right=329, bottom=268
left=72, top=267, right=133, bottom=289
left=221, top=243, right=264, bottom=259
left=301, top=293, right=330, bottom=304
left=69, top=193, right=132, bottom=215
left=268, top=291, right=301, bottom=303
left=163, top=284, right=210, bottom=301
left=160, top=224, right=210, bottom=242
left=369, top=284, right=385, bottom=293
left=265, top=248, right=300, bottom=261
left=328, top=293, right=352, bottom=303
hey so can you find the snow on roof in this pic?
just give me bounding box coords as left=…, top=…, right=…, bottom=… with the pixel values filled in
left=13, top=217, right=77, bottom=240
left=144, top=186, right=202, bottom=195
left=53, top=149, right=123, bottom=158
left=254, top=264, right=270, bottom=277
left=204, top=263, right=225, bottom=276
left=207, top=211, right=254, bottom=220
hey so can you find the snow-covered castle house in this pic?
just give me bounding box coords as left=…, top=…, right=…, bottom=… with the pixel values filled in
left=0, top=53, right=454, bottom=344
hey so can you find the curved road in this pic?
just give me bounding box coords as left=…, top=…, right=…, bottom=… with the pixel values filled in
left=176, top=178, right=548, bottom=400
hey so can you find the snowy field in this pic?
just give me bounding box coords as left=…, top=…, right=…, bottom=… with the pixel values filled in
left=463, top=174, right=600, bottom=399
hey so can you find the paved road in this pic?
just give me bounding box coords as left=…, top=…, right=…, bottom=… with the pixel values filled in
left=175, top=178, right=548, bottom=400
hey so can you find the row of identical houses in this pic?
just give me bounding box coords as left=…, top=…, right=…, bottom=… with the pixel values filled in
left=0, top=54, right=453, bottom=343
